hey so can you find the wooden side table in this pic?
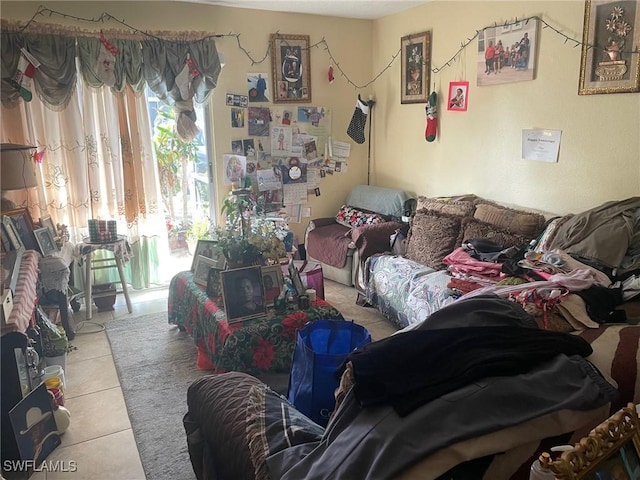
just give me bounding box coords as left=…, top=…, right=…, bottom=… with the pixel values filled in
left=79, top=236, right=133, bottom=320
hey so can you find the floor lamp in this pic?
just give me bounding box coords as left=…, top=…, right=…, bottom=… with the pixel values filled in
left=1, top=143, right=38, bottom=211
left=366, top=97, right=375, bottom=186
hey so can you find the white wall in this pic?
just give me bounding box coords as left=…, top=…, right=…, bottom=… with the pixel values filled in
left=371, top=1, right=640, bottom=215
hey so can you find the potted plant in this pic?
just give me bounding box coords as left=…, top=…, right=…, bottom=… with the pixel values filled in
left=40, top=316, right=71, bottom=370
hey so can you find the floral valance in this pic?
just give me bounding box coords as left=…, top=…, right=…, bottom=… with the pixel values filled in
left=1, top=27, right=222, bottom=112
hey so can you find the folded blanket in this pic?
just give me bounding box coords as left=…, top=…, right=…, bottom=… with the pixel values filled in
left=306, top=223, right=353, bottom=268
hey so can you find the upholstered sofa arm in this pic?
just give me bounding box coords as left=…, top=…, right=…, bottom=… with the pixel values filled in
left=351, top=221, right=404, bottom=260
left=308, top=217, right=338, bottom=229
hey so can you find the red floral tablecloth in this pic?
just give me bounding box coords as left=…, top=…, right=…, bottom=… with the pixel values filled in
left=168, top=271, right=344, bottom=374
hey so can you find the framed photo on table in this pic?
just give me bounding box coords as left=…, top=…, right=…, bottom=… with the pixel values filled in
left=39, top=216, right=58, bottom=240
left=2, top=208, right=37, bottom=251
left=2, top=215, right=23, bottom=250
left=206, top=267, right=224, bottom=300
left=261, top=265, right=284, bottom=307
left=401, top=31, right=431, bottom=104
left=190, top=240, right=225, bottom=272
left=271, top=33, right=311, bottom=103
left=33, top=227, right=58, bottom=256
left=579, top=0, right=640, bottom=95
left=193, top=255, right=221, bottom=287
left=220, top=266, right=267, bottom=323
left=288, top=258, right=305, bottom=296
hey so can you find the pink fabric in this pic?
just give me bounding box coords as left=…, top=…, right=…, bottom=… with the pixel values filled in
left=459, top=268, right=602, bottom=301
left=2, top=249, right=41, bottom=335
left=443, top=247, right=503, bottom=277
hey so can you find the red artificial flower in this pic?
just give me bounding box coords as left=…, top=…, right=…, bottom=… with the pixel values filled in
left=252, top=338, right=275, bottom=369
left=282, top=311, right=309, bottom=337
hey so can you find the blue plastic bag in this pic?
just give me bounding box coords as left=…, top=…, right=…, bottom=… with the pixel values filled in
left=287, top=319, right=371, bottom=426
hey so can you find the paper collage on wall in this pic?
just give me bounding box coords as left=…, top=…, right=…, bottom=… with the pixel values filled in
left=223, top=95, right=355, bottom=222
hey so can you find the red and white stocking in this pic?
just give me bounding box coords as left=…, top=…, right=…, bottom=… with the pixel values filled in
left=94, top=32, right=119, bottom=87
left=11, top=48, right=40, bottom=102
left=425, top=91, right=438, bottom=142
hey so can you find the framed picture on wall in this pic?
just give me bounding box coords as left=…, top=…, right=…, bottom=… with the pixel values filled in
left=447, top=81, right=469, bottom=111
left=578, top=0, right=640, bottom=95
left=270, top=33, right=311, bottom=103
left=401, top=31, right=431, bottom=104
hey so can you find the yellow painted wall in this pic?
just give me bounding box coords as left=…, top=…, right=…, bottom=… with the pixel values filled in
left=372, top=1, right=640, bottom=215
left=2, top=1, right=639, bottom=240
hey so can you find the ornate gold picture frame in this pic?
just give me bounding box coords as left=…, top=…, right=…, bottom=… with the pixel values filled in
left=401, top=31, right=431, bottom=104
left=579, top=0, right=640, bottom=95
left=541, top=403, right=640, bottom=480
left=271, top=33, right=311, bottom=103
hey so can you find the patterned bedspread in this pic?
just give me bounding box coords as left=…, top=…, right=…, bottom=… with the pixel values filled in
left=168, top=271, right=344, bottom=374
left=366, top=254, right=456, bottom=329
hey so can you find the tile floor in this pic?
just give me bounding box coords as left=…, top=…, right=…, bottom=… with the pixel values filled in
left=29, top=278, right=396, bottom=480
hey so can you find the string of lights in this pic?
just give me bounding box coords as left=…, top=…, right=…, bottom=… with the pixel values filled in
left=7, top=5, right=640, bottom=91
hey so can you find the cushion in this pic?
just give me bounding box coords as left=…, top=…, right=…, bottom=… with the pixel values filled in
left=247, top=383, right=324, bottom=480
left=406, top=210, right=463, bottom=270
left=473, top=202, right=546, bottom=238
left=460, top=218, right=530, bottom=250
left=335, top=205, right=386, bottom=228
left=415, top=196, right=475, bottom=217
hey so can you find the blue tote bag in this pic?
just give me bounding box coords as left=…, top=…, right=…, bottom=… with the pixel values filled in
left=287, top=319, right=371, bottom=427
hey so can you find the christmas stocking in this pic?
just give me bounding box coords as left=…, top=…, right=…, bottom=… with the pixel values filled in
left=94, top=32, right=119, bottom=87
left=347, top=95, right=369, bottom=144
left=175, top=54, right=200, bottom=101
left=11, top=48, right=40, bottom=102
left=425, top=91, right=438, bottom=142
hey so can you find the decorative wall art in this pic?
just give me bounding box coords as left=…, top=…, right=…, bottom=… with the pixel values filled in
left=477, top=19, right=539, bottom=87
left=447, top=81, right=469, bottom=111
left=271, top=34, right=311, bottom=103
left=401, top=31, right=431, bottom=104
left=579, top=0, right=640, bottom=94
left=540, top=403, right=640, bottom=480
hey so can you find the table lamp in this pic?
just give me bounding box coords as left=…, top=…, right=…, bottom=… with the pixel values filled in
left=1, top=143, right=38, bottom=210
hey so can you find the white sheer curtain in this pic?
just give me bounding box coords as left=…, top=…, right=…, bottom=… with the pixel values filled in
left=1, top=79, right=169, bottom=289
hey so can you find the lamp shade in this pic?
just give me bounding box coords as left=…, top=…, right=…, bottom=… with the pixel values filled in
left=1, top=143, right=38, bottom=191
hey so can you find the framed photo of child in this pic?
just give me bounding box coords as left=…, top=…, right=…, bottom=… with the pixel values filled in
left=220, top=266, right=267, bottom=323
left=447, top=81, right=469, bottom=111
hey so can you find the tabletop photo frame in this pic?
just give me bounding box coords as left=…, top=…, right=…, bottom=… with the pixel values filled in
left=2, top=215, right=23, bottom=250
left=33, top=227, right=58, bottom=256
left=288, top=258, right=305, bottom=296
left=271, top=33, right=311, bottom=103
left=190, top=239, right=225, bottom=272
left=193, top=255, right=221, bottom=287
left=401, top=31, right=431, bottom=104
left=39, top=216, right=59, bottom=241
left=261, top=264, right=284, bottom=307
left=220, top=266, right=267, bottom=323
left=2, top=208, right=37, bottom=251
left=579, top=0, right=640, bottom=95
left=206, top=267, right=224, bottom=300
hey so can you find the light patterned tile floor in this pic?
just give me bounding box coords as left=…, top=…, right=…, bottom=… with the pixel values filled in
left=28, top=278, right=395, bottom=479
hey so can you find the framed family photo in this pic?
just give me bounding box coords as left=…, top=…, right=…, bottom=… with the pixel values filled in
left=34, top=227, right=58, bottom=256
left=447, top=81, right=469, bottom=111
left=401, top=31, right=431, bottom=104
left=261, top=265, right=284, bottom=307
left=220, top=266, right=267, bottom=323
left=190, top=240, right=225, bottom=272
left=579, top=0, right=640, bottom=95
left=287, top=258, right=305, bottom=296
left=270, top=33, right=311, bottom=103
